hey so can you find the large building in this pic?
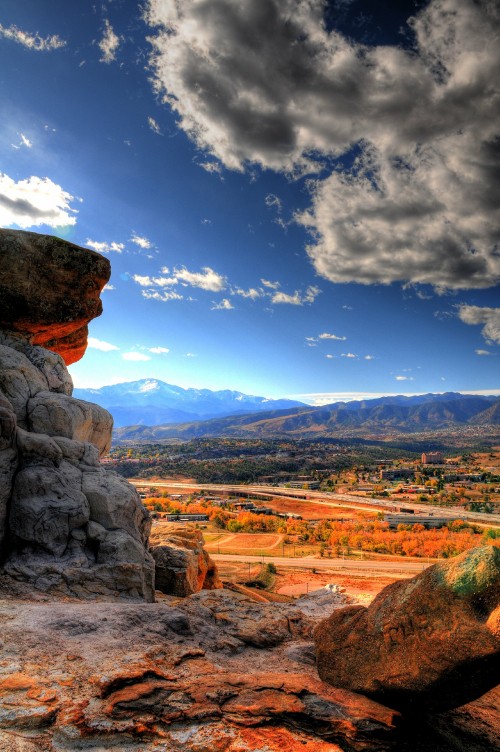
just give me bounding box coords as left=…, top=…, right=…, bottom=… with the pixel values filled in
left=422, top=451, right=444, bottom=464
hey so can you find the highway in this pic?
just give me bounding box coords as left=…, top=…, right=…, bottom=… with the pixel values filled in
left=130, top=478, right=500, bottom=527
left=212, top=553, right=429, bottom=576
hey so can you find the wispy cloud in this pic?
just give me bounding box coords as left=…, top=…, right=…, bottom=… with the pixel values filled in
left=148, top=346, right=169, bottom=354
left=395, top=375, right=414, bottom=381
left=232, top=287, right=262, bottom=300
left=130, top=234, right=152, bottom=249
left=261, top=279, right=280, bottom=290
left=211, top=298, right=234, bottom=310
left=88, top=337, right=119, bottom=352
left=122, top=352, right=151, bottom=361
left=0, top=174, right=77, bottom=228
left=102, top=284, right=115, bottom=291
left=99, top=19, right=120, bottom=63
left=86, top=238, right=124, bottom=254
left=141, top=290, right=183, bottom=302
left=475, top=349, right=491, bottom=356
left=148, top=116, right=162, bottom=135
left=341, top=353, right=357, bottom=359
left=12, top=133, right=33, bottom=150
left=0, top=23, right=66, bottom=51
left=318, top=332, right=346, bottom=341
left=272, top=285, right=320, bottom=306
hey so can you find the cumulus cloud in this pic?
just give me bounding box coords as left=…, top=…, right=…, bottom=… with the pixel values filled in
left=211, top=298, right=234, bottom=310
left=341, top=353, right=357, bottom=359
left=149, top=346, right=170, bottom=353
left=86, top=239, right=124, bottom=253
left=122, top=352, right=151, bottom=361
left=0, top=23, right=66, bottom=51
left=145, top=0, right=500, bottom=290
left=87, top=337, right=119, bottom=352
left=458, top=305, right=500, bottom=345
left=130, top=234, right=152, bottom=249
left=175, top=266, right=226, bottom=291
left=99, top=19, right=120, bottom=63
left=0, top=173, right=77, bottom=228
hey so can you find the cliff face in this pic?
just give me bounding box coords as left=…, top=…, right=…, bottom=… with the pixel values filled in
left=0, top=230, right=154, bottom=600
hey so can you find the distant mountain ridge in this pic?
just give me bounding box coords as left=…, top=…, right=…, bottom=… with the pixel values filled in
left=112, top=391, right=500, bottom=442
left=73, top=379, right=306, bottom=427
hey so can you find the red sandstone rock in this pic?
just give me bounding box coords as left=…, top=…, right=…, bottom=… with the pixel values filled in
left=314, top=546, right=500, bottom=713
left=0, top=229, right=110, bottom=365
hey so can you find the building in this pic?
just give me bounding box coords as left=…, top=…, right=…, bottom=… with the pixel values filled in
left=385, top=514, right=449, bottom=529
left=422, top=452, right=444, bottom=464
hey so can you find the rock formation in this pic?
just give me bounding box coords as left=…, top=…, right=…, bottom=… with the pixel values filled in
left=314, top=546, right=500, bottom=713
left=0, top=230, right=154, bottom=600
left=150, top=525, right=222, bottom=596
left=0, top=228, right=110, bottom=365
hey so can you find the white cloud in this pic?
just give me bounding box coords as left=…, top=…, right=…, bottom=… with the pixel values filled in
left=458, top=305, right=500, bottom=345
left=122, top=352, right=151, bottom=362
left=11, top=133, right=33, bottom=150
left=130, top=234, right=152, bottom=249
left=0, top=173, right=77, bottom=228
left=149, top=346, right=170, bottom=354
left=341, top=353, right=357, bottom=359
left=272, top=285, right=320, bottom=306
left=86, top=238, right=124, bottom=254
left=364, top=355, right=374, bottom=360
left=148, top=116, right=162, bottom=135
left=232, top=287, right=261, bottom=300
left=395, top=375, right=414, bottom=381
left=145, top=0, right=500, bottom=291
left=87, top=337, right=119, bottom=352
left=475, top=349, right=491, bottom=356
left=325, top=354, right=334, bottom=359
left=261, top=279, right=280, bottom=290
left=0, top=24, right=66, bottom=51
left=211, top=298, right=234, bottom=310
left=175, top=266, right=226, bottom=291
left=102, top=284, right=115, bottom=291
left=318, top=332, right=346, bottom=341
left=185, top=352, right=197, bottom=357
left=141, top=290, right=183, bottom=302
left=99, top=19, right=120, bottom=63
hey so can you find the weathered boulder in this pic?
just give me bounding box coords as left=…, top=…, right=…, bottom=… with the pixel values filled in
left=314, top=546, right=500, bottom=713
left=150, top=527, right=222, bottom=596
left=0, top=229, right=110, bottom=365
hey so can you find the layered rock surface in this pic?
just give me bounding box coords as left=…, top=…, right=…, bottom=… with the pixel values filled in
left=0, top=231, right=154, bottom=599
left=314, top=546, right=500, bottom=713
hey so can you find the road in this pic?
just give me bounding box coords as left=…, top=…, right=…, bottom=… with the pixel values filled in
left=212, top=553, right=429, bottom=575
left=130, top=478, right=500, bottom=526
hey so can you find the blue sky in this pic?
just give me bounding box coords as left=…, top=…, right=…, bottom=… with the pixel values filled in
left=1, top=0, right=499, bottom=404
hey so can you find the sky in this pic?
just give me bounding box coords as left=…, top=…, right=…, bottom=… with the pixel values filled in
left=1, top=0, right=499, bottom=405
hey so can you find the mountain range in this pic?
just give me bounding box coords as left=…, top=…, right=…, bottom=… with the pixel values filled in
left=73, top=379, right=306, bottom=428
left=108, top=389, right=500, bottom=442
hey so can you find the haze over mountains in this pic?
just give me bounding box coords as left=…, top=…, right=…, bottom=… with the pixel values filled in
left=73, top=379, right=306, bottom=428
left=91, top=384, right=500, bottom=442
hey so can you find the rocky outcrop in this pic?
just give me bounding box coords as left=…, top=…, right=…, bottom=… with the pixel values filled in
left=0, top=229, right=110, bottom=365
left=0, top=231, right=154, bottom=600
left=150, top=525, right=222, bottom=595
left=0, top=592, right=400, bottom=752
left=314, top=546, right=500, bottom=713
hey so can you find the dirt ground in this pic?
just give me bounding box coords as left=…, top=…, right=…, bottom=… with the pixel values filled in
left=216, top=560, right=398, bottom=605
